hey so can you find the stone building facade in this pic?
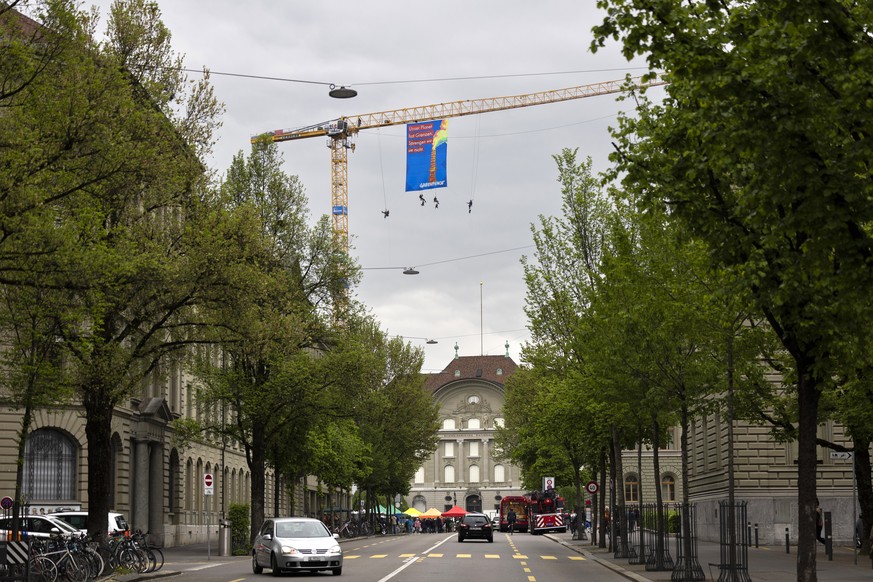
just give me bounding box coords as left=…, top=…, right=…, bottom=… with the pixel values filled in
left=0, top=363, right=344, bottom=547
left=688, top=410, right=861, bottom=545
left=406, top=353, right=524, bottom=514
left=407, top=351, right=685, bottom=519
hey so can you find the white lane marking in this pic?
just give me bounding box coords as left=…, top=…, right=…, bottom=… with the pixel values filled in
left=376, top=534, right=454, bottom=582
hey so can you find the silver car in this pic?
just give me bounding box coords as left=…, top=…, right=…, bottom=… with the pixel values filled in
left=252, top=517, right=343, bottom=576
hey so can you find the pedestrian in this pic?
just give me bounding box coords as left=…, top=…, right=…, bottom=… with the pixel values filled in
left=855, top=514, right=863, bottom=549
left=815, top=498, right=826, bottom=544
left=507, top=507, right=517, bottom=535
left=390, top=514, right=397, bottom=534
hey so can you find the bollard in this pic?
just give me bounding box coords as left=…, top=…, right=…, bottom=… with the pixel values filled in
left=219, top=519, right=232, bottom=557
left=785, top=527, right=790, bottom=554
left=754, top=523, right=759, bottom=548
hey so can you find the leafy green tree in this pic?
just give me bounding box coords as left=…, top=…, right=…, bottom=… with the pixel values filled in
left=593, top=2, right=873, bottom=577
left=197, top=139, right=353, bottom=540
left=1, top=0, right=225, bottom=540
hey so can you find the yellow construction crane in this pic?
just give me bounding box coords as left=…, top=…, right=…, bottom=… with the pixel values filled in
left=252, top=76, right=663, bottom=252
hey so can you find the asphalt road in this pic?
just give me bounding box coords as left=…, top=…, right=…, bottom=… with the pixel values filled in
left=138, top=531, right=626, bottom=581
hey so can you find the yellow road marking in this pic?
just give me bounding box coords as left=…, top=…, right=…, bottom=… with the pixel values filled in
left=484, top=554, right=500, bottom=559
left=513, top=554, right=528, bottom=559
left=569, top=556, right=585, bottom=561
left=528, top=577, right=536, bottom=581
left=370, top=554, right=388, bottom=558
left=456, top=554, right=472, bottom=558
left=541, top=555, right=557, bottom=560
left=344, top=555, right=360, bottom=559
left=427, top=553, right=443, bottom=558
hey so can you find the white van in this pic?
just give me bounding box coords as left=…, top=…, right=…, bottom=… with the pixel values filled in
left=50, top=511, right=129, bottom=536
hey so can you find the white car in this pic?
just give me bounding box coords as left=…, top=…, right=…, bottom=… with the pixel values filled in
left=50, top=511, right=129, bottom=536
left=252, top=517, right=343, bottom=576
left=0, top=514, right=81, bottom=540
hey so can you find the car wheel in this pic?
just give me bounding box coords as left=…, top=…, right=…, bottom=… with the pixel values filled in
left=332, top=567, right=342, bottom=576
left=252, top=554, right=263, bottom=575
left=270, top=554, right=281, bottom=577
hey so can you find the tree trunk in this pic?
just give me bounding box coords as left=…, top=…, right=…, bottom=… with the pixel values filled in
left=249, top=423, right=266, bottom=543
left=599, top=448, right=607, bottom=548
left=612, top=424, right=629, bottom=557
left=796, top=371, right=821, bottom=582
left=84, top=387, right=113, bottom=543
left=854, top=438, right=873, bottom=554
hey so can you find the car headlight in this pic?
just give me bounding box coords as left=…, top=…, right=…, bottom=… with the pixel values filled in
left=327, top=546, right=342, bottom=556
left=279, top=545, right=299, bottom=555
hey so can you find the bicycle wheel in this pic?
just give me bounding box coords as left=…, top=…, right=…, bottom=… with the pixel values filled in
left=117, top=548, right=142, bottom=572
left=148, top=547, right=164, bottom=572
left=83, top=549, right=104, bottom=579
left=28, top=556, right=58, bottom=582
left=59, top=554, right=88, bottom=582
left=140, top=548, right=156, bottom=573
left=358, top=522, right=372, bottom=536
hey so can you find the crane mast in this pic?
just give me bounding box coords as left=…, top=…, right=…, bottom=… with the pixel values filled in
left=253, top=76, right=663, bottom=252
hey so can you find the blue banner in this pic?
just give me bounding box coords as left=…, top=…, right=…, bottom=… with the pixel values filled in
left=406, top=120, right=447, bottom=192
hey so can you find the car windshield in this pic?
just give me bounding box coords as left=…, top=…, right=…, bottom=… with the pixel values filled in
left=276, top=522, right=327, bottom=538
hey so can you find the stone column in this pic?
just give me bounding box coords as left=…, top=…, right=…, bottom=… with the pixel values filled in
left=148, top=443, right=164, bottom=545
left=481, top=438, right=490, bottom=484
left=133, top=439, right=150, bottom=532
left=456, top=439, right=466, bottom=485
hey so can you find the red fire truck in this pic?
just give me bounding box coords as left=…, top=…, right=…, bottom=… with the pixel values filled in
left=498, top=495, right=529, bottom=533
left=526, top=489, right=567, bottom=534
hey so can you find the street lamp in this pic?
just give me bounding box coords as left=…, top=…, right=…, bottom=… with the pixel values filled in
left=328, top=85, right=357, bottom=99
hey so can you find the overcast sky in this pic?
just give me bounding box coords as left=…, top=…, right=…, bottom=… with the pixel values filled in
left=85, top=0, right=662, bottom=372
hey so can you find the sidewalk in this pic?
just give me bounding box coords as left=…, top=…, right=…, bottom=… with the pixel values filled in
left=546, top=531, right=873, bottom=581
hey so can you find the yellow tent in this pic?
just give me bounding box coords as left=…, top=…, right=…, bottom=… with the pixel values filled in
left=420, top=508, right=443, bottom=518
left=402, top=508, right=422, bottom=517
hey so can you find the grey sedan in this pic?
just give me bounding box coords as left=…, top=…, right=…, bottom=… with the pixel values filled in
left=252, top=517, right=343, bottom=576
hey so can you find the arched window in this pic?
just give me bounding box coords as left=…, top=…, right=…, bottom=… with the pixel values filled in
left=469, top=465, right=480, bottom=483
left=661, top=474, right=676, bottom=502
left=414, top=467, right=425, bottom=484
left=624, top=473, right=640, bottom=503
left=24, top=428, right=76, bottom=500
left=467, top=418, right=481, bottom=429
left=493, top=464, right=505, bottom=482
left=444, top=465, right=455, bottom=483
left=442, top=419, right=456, bottom=430
left=169, top=449, right=180, bottom=512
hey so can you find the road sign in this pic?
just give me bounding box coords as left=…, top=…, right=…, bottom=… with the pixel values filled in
left=830, top=451, right=853, bottom=460
left=0, top=496, right=13, bottom=510
left=204, top=473, right=214, bottom=496
left=543, top=476, right=555, bottom=491
left=585, top=481, right=599, bottom=495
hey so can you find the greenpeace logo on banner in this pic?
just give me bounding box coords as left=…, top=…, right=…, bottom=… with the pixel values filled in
left=406, top=120, right=448, bottom=192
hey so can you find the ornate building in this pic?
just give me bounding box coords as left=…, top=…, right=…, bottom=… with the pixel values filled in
left=406, top=351, right=524, bottom=514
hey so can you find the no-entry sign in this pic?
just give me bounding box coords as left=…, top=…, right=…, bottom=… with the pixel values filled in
left=204, top=473, right=214, bottom=496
